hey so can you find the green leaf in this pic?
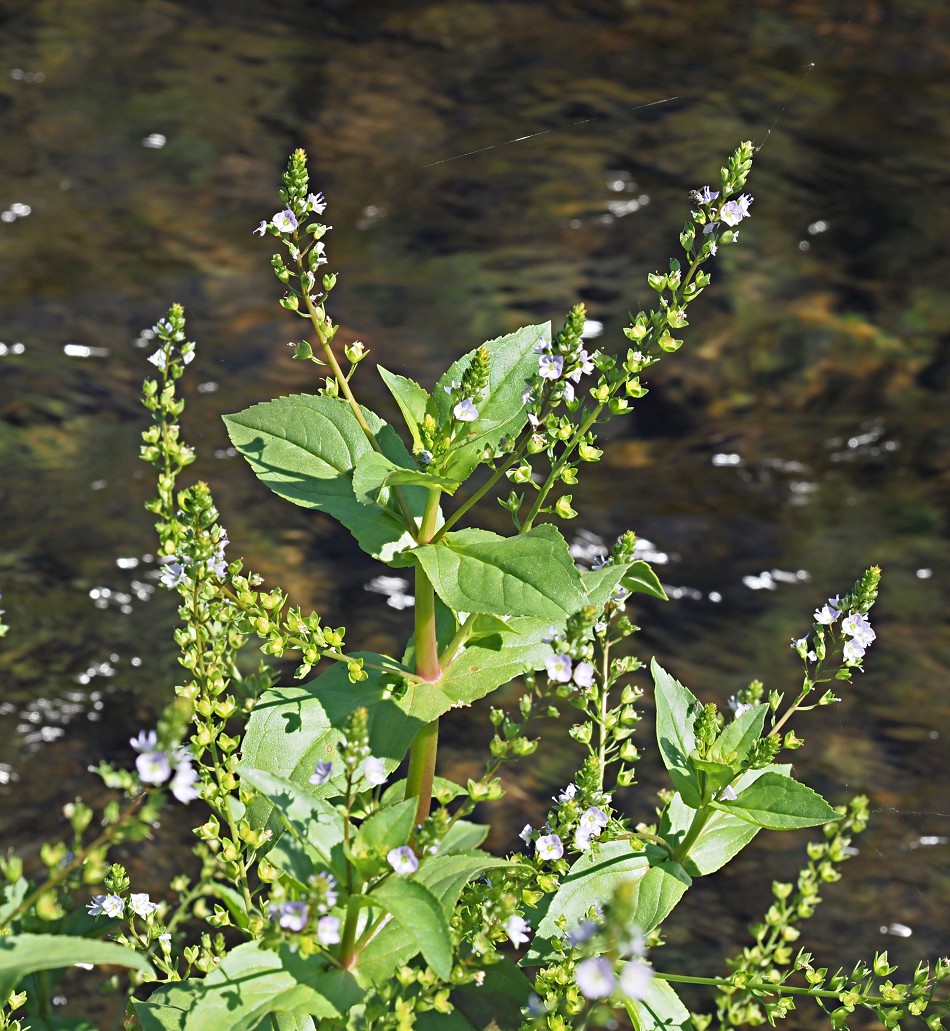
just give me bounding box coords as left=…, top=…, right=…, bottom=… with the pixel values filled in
left=353, top=797, right=418, bottom=858
left=659, top=766, right=791, bottom=876
left=712, top=771, right=842, bottom=830
left=237, top=766, right=345, bottom=879
left=352, top=452, right=459, bottom=504
left=434, top=821, right=490, bottom=855
left=414, top=524, right=585, bottom=619
left=625, top=976, right=694, bottom=1031
left=380, top=775, right=468, bottom=808
left=223, top=394, right=425, bottom=564
left=430, top=323, right=551, bottom=482
left=241, top=657, right=422, bottom=838
left=0, top=933, right=153, bottom=1002
left=378, top=365, right=430, bottom=452
left=526, top=843, right=690, bottom=964
left=134, top=943, right=360, bottom=1031
left=357, top=853, right=508, bottom=985
left=622, top=560, right=668, bottom=601
left=651, top=660, right=702, bottom=808
left=401, top=614, right=557, bottom=722
left=366, top=877, right=452, bottom=980
left=714, top=703, right=767, bottom=764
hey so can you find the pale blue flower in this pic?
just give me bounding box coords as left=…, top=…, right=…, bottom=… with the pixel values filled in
left=841, top=611, right=875, bottom=647
left=539, top=353, right=564, bottom=380
left=170, top=754, right=199, bottom=803
left=546, top=653, right=573, bottom=683
left=453, top=398, right=478, bottom=422
left=843, top=638, right=867, bottom=665
left=694, top=185, right=719, bottom=205
left=317, top=914, right=341, bottom=945
left=160, top=561, right=186, bottom=589
left=504, top=914, right=531, bottom=948
left=576, top=956, right=616, bottom=999
left=147, top=349, right=167, bottom=370
left=814, top=603, right=838, bottom=625
left=567, top=919, right=598, bottom=946
left=519, top=823, right=534, bottom=846
left=130, top=730, right=158, bottom=753
left=272, top=209, right=298, bottom=233
left=536, top=833, right=563, bottom=861
left=306, top=192, right=327, bottom=215
left=557, top=782, right=577, bottom=802
left=568, top=349, right=595, bottom=381
left=129, top=893, right=157, bottom=918
left=363, top=756, right=388, bottom=787
left=619, top=960, right=653, bottom=1000
left=573, top=661, right=595, bottom=689
left=87, top=893, right=124, bottom=918
left=579, top=806, right=608, bottom=832
left=253, top=220, right=268, bottom=236
left=309, top=761, right=333, bottom=786
left=270, top=900, right=309, bottom=932
left=718, top=784, right=738, bottom=801
left=720, top=194, right=753, bottom=226
left=387, top=845, right=419, bottom=874
left=136, top=750, right=172, bottom=785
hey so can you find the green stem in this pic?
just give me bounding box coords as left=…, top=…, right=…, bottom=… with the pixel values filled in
left=670, top=804, right=713, bottom=864
left=656, top=971, right=894, bottom=1006
left=0, top=792, right=147, bottom=932
left=338, top=895, right=363, bottom=971
left=405, top=491, right=444, bottom=825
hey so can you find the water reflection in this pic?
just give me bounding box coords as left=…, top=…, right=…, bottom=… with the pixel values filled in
left=0, top=0, right=948, bottom=1015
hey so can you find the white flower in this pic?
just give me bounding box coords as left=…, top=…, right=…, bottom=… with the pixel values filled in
left=503, top=914, right=531, bottom=948
left=719, top=784, right=738, bottom=801
left=387, top=846, right=419, bottom=875
left=453, top=398, right=479, bottom=422
left=535, top=833, right=563, bottom=861
left=317, top=915, right=341, bottom=945
left=579, top=806, right=609, bottom=832
left=87, top=894, right=124, bottom=918
left=814, top=604, right=838, bottom=625
left=136, top=751, right=172, bottom=785
left=306, top=192, right=327, bottom=215
left=130, top=730, right=158, bottom=753
left=159, top=561, right=186, bottom=589
left=272, top=208, right=298, bottom=233
left=841, top=611, right=875, bottom=647
left=253, top=220, right=268, bottom=236
left=546, top=653, right=573, bottom=683
left=170, top=755, right=200, bottom=804
left=129, top=893, right=157, bottom=918
left=573, top=661, right=595, bottom=689
left=519, top=824, right=534, bottom=846
left=619, top=960, right=653, bottom=1000
left=575, top=956, right=616, bottom=999
left=147, top=349, right=167, bottom=370
left=539, top=353, right=564, bottom=380
left=363, top=756, right=388, bottom=787
left=557, top=783, right=577, bottom=803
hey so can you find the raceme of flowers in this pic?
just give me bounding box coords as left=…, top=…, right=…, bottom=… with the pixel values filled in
left=130, top=730, right=200, bottom=803
left=792, top=594, right=877, bottom=665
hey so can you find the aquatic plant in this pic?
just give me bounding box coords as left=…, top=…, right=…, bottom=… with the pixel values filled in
left=1, top=144, right=947, bottom=1031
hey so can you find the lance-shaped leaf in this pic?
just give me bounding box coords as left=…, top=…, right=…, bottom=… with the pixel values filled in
left=366, top=877, right=452, bottom=980
left=712, top=771, right=842, bottom=830
left=223, top=393, right=425, bottom=564
left=430, top=323, right=551, bottom=482
left=0, top=934, right=153, bottom=1002
left=652, top=659, right=703, bottom=808
left=714, top=703, right=768, bottom=765
left=622, top=560, right=668, bottom=601
left=659, top=765, right=791, bottom=876
left=134, top=942, right=360, bottom=1030
left=357, top=853, right=509, bottom=985
left=241, top=656, right=422, bottom=837
left=526, top=843, right=690, bottom=964
left=378, top=366, right=429, bottom=453
left=414, top=524, right=584, bottom=619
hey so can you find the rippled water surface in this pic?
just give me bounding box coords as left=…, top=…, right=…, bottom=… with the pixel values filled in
left=1, top=0, right=949, bottom=1022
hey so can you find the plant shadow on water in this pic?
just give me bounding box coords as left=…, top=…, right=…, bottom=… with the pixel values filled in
left=0, top=0, right=949, bottom=1025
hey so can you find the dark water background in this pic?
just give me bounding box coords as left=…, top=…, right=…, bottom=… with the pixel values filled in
left=1, top=0, right=949, bottom=1024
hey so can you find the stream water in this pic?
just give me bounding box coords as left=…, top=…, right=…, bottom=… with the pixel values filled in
left=1, top=0, right=948, bottom=1024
